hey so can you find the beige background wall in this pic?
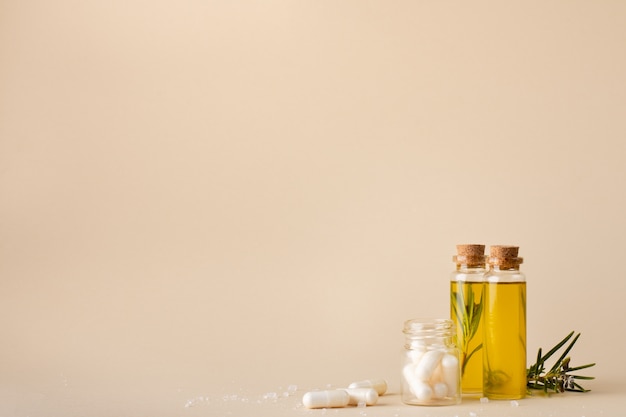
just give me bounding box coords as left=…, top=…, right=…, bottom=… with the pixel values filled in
left=1, top=1, right=625, bottom=414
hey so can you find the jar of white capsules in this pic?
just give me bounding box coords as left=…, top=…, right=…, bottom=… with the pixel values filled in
left=401, top=318, right=461, bottom=406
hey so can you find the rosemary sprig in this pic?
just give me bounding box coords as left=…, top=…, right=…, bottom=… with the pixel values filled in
left=451, top=285, right=483, bottom=375
left=527, top=331, right=595, bottom=393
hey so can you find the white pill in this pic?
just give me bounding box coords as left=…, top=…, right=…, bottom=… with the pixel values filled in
left=403, top=364, right=430, bottom=399
left=343, top=388, right=378, bottom=406
left=432, top=382, right=448, bottom=399
left=407, top=349, right=425, bottom=364
left=348, top=379, right=387, bottom=395
left=409, top=339, right=427, bottom=350
left=430, top=362, right=444, bottom=383
left=302, top=390, right=350, bottom=409
left=414, top=350, right=444, bottom=381
left=403, top=363, right=419, bottom=387
left=441, top=353, right=460, bottom=396
left=412, top=380, right=433, bottom=401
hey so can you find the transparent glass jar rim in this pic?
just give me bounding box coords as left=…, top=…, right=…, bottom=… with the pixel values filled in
left=403, top=318, right=455, bottom=336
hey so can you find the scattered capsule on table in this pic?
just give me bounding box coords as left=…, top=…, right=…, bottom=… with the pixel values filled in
left=343, top=388, right=378, bottom=406
left=302, top=390, right=350, bottom=409
left=347, top=379, right=388, bottom=395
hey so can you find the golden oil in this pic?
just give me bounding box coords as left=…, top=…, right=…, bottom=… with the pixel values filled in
left=451, top=280, right=484, bottom=393
left=450, top=244, right=486, bottom=394
left=482, top=246, right=526, bottom=400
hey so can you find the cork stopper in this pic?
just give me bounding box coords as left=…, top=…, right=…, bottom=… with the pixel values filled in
left=453, top=244, right=486, bottom=267
left=488, top=245, right=523, bottom=268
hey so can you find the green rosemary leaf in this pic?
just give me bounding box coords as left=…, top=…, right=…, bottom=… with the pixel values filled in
left=570, top=382, right=589, bottom=392
left=467, top=287, right=474, bottom=312
left=549, top=333, right=581, bottom=374
left=528, top=347, right=542, bottom=375
left=465, top=343, right=482, bottom=367
left=469, top=301, right=482, bottom=339
left=571, top=375, right=595, bottom=380
left=567, top=363, right=596, bottom=372
left=451, top=292, right=463, bottom=325
left=463, top=292, right=473, bottom=336
left=540, top=331, right=575, bottom=363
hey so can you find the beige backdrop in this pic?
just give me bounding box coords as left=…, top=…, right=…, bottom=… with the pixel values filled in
left=1, top=1, right=625, bottom=415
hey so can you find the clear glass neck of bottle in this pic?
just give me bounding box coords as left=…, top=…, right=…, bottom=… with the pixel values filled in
left=455, top=263, right=486, bottom=272
left=485, top=260, right=525, bottom=282
left=453, top=254, right=485, bottom=270
left=487, top=256, right=523, bottom=271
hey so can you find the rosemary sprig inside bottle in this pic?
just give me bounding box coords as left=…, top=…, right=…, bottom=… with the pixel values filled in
left=527, top=331, right=595, bottom=393
left=450, top=284, right=483, bottom=375
left=450, top=243, right=487, bottom=394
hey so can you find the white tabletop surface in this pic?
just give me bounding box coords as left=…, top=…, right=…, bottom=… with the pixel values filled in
left=1, top=369, right=623, bottom=416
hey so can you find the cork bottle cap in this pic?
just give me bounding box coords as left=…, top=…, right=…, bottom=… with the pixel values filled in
left=453, top=244, right=486, bottom=267
left=488, top=245, right=523, bottom=268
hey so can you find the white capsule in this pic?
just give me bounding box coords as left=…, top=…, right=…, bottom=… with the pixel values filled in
left=403, top=363, right=429, bottom=399
left=414, top=350, right=444, bottom=381
left=432, top=382, right=448, bottom=399
left=403, top=363, right=419, bottom=387
left=342, top=388, right=378, bottom=406
left=412, top=380, right=433, bottom=401
left=347, top=379, right=387, bottom=396
left=430, top=362, right=444, bottom=383
left=441, top=353, right=460, bottom=396
left=407, top=348, right=425, bottom=364
left=302, top=390, right=350, bottom=409
left=409, top=339, right=427, bottom=350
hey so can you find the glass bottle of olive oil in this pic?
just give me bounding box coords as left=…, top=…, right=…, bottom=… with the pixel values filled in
left=483, top=245, right=526, bottom=400
left=450, top=244, right=486, bottom=394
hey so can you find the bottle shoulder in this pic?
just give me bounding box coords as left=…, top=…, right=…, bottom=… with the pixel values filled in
left=484, top=269, right=526, bottom=283
left=450, top=269, right=486, bottom=282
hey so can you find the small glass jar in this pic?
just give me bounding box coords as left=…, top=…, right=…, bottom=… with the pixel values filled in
left=401, top=318, right=461, bottom=406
